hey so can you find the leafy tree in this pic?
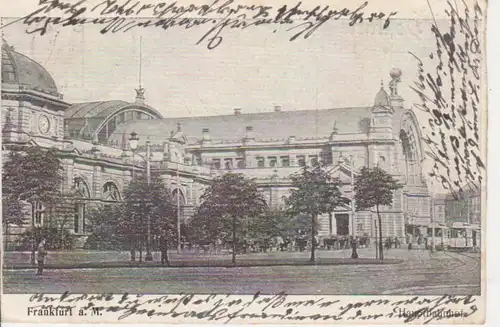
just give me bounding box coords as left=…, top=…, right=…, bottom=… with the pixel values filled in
left=354, top=166, right=403, bottom=260
left=195, top=172, right=267, bottom=263
left=285, top=163, right=342, bottom=262
left=118, top=171, right=176, bottom=262
left=18, top=226, right=74, bottom=250
left=2, top=146, right=63, bottom=254
left=247, top=208, right=293, bottom=240
left=84, top=205, right=124, bottom=250
left=2, top=147, right=63, bottom=207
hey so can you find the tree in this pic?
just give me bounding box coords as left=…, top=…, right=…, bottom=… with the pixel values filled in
left=285, top=163, right=342, bottom=262
left=195, top=172, right=267, bottom=263
left=2, top=147, right=63, bottom=206
left=354, top=166, right=403, bottom=260
left=84, top=205, right=123, bottom=250
left=247, top=208, right=291, bottom=241
left=118, top=171, right=176, bottom=263
left=2, top=146, right=63, bottom=255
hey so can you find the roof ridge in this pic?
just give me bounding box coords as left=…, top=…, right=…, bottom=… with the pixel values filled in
left=159, top=106, right=372, bottom=120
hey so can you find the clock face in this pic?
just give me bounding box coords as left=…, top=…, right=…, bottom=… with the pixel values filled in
left=38, top=115, right=50, bottom=134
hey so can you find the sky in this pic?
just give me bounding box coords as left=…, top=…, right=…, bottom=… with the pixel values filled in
left=0, top=9, right=442, bottom=120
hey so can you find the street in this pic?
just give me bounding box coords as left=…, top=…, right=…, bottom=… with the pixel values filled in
left=3, top=248, right=481, bottom=295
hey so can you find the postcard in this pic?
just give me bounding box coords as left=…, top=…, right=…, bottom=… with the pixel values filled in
left=0, top=0, right=487, bottom=324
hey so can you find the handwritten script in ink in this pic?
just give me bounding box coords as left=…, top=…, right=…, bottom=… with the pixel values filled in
left=3, top=0, right=398, bottom=49
left=409, top=0, right=484, bottom=197
left=28, top=292, right=478, bottom=324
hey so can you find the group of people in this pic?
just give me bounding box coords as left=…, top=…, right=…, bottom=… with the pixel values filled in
left=384, top=236, right=402, bottom=250
left=406, top=234, right=432, bottom=250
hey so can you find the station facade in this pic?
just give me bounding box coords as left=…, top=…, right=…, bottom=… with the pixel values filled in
left=2, top=41, right=431, bottom=247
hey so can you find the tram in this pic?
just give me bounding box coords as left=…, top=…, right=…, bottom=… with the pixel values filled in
left=436, top=222, right=480, bottom=251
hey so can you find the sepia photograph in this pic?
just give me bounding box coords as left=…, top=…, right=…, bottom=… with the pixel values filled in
left=0, top=0, right=487, bottom=324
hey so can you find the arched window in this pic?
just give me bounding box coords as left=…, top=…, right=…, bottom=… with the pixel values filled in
left=400, top=130, right=417, bottom=184
left=74, top=177, right=90, bottom=234
left=102, top=182, right=121, bottom=201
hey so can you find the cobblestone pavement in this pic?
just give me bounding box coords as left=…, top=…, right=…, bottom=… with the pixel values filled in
left=3, top=248, right=481, bottom=295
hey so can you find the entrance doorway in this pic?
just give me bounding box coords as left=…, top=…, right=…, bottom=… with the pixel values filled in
left=335, top=214, right=349, bottom=235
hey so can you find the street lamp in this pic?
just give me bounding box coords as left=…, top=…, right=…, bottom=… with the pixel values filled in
left=430, top=179, right=436, bottom=253
left=128, top=131, right=153, bottom=262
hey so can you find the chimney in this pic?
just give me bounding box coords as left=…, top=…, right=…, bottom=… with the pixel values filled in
left=274, top=105, right=282, bottom=112
left=234, top=108, right=242, bottom=116
left=245, top=126, right=254, bottom=140
left=202, top=128, right=211, bottom=142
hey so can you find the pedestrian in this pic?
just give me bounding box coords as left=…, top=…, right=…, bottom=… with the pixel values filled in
left=350, top=236, right=359, bottom=259
left=36, top=238, right=47, bottom=276
left=394, top=236, right=400, bottom=248
left=159, top=232, right=169, bottom=266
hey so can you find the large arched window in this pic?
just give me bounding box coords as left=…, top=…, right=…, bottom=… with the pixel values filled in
left=102, top=181, right=121, bottom=201
left=74, top=177, right=90, bottom=234
left=400, top=128, right=419, bottom=185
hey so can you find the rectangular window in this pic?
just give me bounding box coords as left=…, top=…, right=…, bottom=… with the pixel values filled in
left=82, top=204, right=86, bottom=233
left=212, top=159, right=221, bottom=169
left=74, top=203, right=86, bottom=234
left=257, top=157, right=265, bottom=168
left=74, top=203, right=79, bottom=233
left=281, top=156, right=290, bottom=167
left=297, top=155, right=306, bottom=167
left=310, top=155, right=319, bottom=166
left=268, top=156, right=277, bottom=167
left=33, top=201, right=44, bottom=226
left=236, top=159, right=245, bottom=169
left=224, top=159, right=233, bottom=170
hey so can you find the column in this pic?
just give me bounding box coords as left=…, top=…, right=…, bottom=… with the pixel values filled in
left=93, top=164, right=101, bottom=198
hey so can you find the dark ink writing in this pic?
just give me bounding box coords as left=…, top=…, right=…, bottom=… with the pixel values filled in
left=28, top=292, right=479, bottom=324
left=409, top=0, right=484, bottom=198
left=2, top=0, right=399, bottom=50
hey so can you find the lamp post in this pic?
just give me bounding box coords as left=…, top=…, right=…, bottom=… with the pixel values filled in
left=129, top=131, right=153, bottom=261
left=349, top=155, right=356, bottom=237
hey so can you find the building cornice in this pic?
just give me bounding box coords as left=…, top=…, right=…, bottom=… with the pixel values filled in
left=2, top=89, right=70, bottom=111
left=186, top=138, right=398, bottom=152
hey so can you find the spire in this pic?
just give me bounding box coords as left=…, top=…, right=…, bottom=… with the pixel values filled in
left=135, top=36, right=145, bottom=104
left=374, top=80, right=390, bottom=108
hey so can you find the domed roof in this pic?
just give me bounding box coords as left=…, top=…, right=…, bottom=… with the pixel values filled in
left=374, top=84, right=390, bottom=107
left=1, top=41, right=59, bottom=95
